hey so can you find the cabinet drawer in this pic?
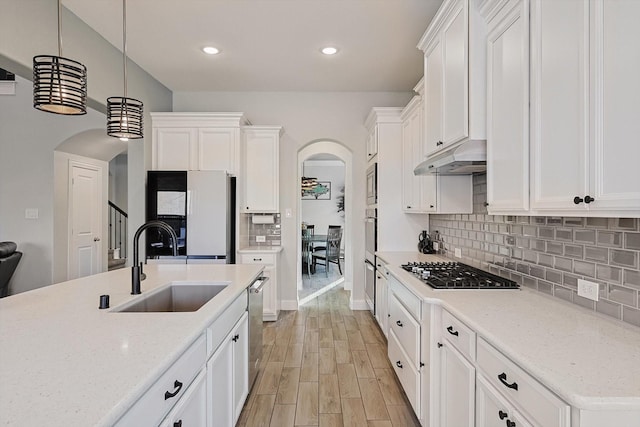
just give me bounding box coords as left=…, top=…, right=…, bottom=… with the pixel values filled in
left=388, top=293, right=420, bottom=368
left=240, top=253, right=275, bottom=265
left=476, top=338, right=570, bottom=427
left=116, top=334, right=207, bottom=426
left=159, top=370, right=207, bottom=427
left=476, top=374, right=533, bottom=427
left=389, top=276, right=421, bottom=320
left=441, top=309, right=476, bottom=362
left=207, top=291, right=248, bottom=357
left=388, top=329, right=420, bottom=417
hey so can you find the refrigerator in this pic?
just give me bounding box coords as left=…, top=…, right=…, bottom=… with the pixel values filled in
left=147, top=170, right=236, bottom=264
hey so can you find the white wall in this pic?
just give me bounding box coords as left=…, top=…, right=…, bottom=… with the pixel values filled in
left=109, top=154, right=128, bottom=212
left=173, top=91, right=413, bottom=307
left=301, top=160, right=345, bottom=234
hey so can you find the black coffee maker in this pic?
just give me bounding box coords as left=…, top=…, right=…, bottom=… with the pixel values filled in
left=418, top=230, right=435, bottom=254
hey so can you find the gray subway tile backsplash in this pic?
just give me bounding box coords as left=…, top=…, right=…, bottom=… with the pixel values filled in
left=429, top=174, right=640, bottom=328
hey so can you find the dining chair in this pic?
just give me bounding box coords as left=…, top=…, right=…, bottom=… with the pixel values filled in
left=313, top=224, right=340, bottom=253
left=302, top=228, right=313, bottom=276
left=312, top=226, right=343, bottom=277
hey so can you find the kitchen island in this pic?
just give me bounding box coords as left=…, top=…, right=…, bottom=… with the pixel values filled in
left=377, top=251, right=640, bottom=426
left=0, top=263, right=263, bottom=426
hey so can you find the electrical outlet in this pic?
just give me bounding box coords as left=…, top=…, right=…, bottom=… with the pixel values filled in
left=256, top=235, right=266, bottom=243
left=578, top=279, right=599, bottom=301
left=454, top=248, right=462, bottom=258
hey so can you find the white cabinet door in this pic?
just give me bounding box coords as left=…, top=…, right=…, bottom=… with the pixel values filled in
left=440, top=343, right=475, bottom=427
left=476, top=375, right=533, bottom=427
left=207, top=312, right=248, bottom=427
left=243, top=127, right=280, bottom=213
left=154, top=128, right=197, bottom=170
left=590, top=0, right=640, bottom=211
left=530, top=0, right=590, bottom=211
left=197, top=128, right=239, bottom=174
left=231, top=313, right=249, bottom=425
left=441, top=0, right=468, bottom=146
left=375, top=267, right=388, bottom=337
left=424, top=39, right=443, bottom=157
left=240, top=253, right=279, bottom=321
left=207, top=332, right=233, bottom=427
left=160, top=371, right=207, bottom=427
left=367, top=126, right=378, bottom=161
left=486, top=0, right=530, bottom=213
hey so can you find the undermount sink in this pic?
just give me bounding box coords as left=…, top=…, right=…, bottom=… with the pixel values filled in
left=114, top=281, right=230, bottom=312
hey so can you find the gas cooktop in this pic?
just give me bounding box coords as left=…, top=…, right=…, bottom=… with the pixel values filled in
left=401, top=262, right=518, bottom=290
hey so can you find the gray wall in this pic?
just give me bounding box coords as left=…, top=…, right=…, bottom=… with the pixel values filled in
left=430, top=174, right=640, bottom=328
left=0, top=2, right=172, bottom=293
left=173, top=90, right=413, bottom=306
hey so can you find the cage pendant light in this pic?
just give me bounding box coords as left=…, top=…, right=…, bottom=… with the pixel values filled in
left=107, top=0, right=143, bottom=140
left=33, top=0, right=87, bottom=115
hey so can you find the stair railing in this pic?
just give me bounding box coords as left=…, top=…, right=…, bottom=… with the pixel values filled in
left=108, top=201, right=128, bottom=260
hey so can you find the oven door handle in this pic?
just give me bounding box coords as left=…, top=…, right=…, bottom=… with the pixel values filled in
left=250, top=276, right=269, bottom=293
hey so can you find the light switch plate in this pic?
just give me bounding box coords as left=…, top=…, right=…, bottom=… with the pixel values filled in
left=454, top=248, right=462, bottom=258
left=285, top=208, right=292, bottom=218
left=256, top=235, right=266, bottom=243
left=25, top=208, right=39, bottom=219
left=578, top=279, right=599, bottom=301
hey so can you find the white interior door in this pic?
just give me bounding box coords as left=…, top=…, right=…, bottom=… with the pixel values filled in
left=69, top=162, right=102, bottom=279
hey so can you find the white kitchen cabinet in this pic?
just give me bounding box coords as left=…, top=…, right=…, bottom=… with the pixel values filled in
left=207, top=312, right=249, bottom=427
left=439, top=343, right=475, bottom=427
left=374, top=261, right=388, bottom=338
left=530, top=0, right=640, bottom=215
left=483, top=0, right=530, bottom=214
left=240, top=253, right=279, bottom=321
left=419, top=0, right=486, bottom=158
left=476, top=374, right=533, bottom=427
left=400, top=91, right=474, bottom=215
left=151, top=113, right=247, bottom=174
left=160, top=370, right=207, bottom=427
left=242, top=126, right=282, bottom=213
left=366, top=125, right=378, bottom=162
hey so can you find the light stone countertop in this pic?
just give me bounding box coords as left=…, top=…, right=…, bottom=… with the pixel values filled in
left=0, top=263, right=263, bottom=426
left=376, top=251, right=640, bottom=411
left=238, top=246, right=283, bottom=254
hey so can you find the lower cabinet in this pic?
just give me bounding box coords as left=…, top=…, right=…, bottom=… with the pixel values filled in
left=160, top=370, right=207, bottom=427
left=207, top=312, right=249, bottom=427
left=476, top=374, right=532, bottom=427
left=439, top=343, right=475, bottom=427
left=374, top=262, right=388, bottom=338
left=240, top=253, right=279, bottom=321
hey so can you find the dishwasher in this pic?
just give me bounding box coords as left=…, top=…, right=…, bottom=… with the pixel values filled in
left=248, top=275, right=268, bottom=391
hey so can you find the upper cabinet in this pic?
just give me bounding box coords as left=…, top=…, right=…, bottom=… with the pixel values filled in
left=482, top=0, right=530, bottom=213
left=151, top=113, right=248, bottom=174
left=366, top=125, right=379, bottom=163
left=419, top=0, right=487, bottom=158
left=242, top=126, right=282, bottom=213
left=530, top=0, right=640, bottom=215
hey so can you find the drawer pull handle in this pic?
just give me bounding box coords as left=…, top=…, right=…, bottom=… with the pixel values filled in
left=232, top=334, right=240, bottom=342
left=446, top=326, right=459, bottom=336
left=506, top=420, right=516, bottom=427
left=437, top=342, right=443, bottom=348
left=498, top=372, right=518, bottom=391
left=396, top=361, right=403, bottom=369
left=254, top=258, right=262, bottom=261
left=396, top=320, right=403, bottom=327
left=174, top=421, right=182, bottom=427
left=164, top=380, right=183, bottom=400
left=498, top=410, right=508, bottom=420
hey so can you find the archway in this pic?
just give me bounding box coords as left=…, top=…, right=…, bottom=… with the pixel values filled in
left=296, top=140, right=354, bottom=308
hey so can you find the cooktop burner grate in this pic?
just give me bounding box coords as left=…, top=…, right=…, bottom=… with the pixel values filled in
left=401, top=262, right=518, bottom=290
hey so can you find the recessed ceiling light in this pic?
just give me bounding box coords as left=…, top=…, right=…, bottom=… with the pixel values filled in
left=202, top=46, right=220, bottom=55
left=321, top=47, right=338, bottom=55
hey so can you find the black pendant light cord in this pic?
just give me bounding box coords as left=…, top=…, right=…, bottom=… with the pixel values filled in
left=122, top=0, right=128, bottom=100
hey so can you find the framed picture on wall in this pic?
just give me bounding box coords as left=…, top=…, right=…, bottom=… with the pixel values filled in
left=302, top=181, right=331, bottom=200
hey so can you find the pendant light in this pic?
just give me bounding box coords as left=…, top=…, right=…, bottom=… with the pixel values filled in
left=33, top=0, right=87, bottom=115
left=107, top=0, right=143, bottom=141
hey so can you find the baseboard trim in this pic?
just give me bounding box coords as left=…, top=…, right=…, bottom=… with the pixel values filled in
left=280, top=300, right=299, bottom=311
left=350, top=299, right=369, bottom=311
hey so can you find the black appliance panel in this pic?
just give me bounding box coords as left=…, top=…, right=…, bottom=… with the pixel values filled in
left=401, top=262, right=518, bottom=290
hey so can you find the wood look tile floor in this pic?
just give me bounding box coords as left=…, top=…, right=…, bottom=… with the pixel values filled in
left=237, top=285, right=421, bottom=427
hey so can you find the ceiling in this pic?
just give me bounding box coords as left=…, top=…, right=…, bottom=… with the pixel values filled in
left=63, top=0, right=443, bottom=92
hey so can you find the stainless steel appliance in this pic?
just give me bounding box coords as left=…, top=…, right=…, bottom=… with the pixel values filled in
left=401, top=262, right=518, bottom=289
left=413, top=139, right=487, bottom=175
left=364, top=260, right=375, bottom=314
left=147, top=170, right=236, bottom=264
left=248, top=275, right=268, bottom=390
left=366, top=163, right=378, bottom=205
left=364, top=208, right=377, bottom=314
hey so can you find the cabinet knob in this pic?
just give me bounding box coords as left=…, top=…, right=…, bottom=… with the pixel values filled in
left=498, top=410, right=508, bottom=420
left=430, top=205, right=434, bottom=208
left=573, top=196, right=584, bottom=204
left=232, top=334, right=240, bottom=342
left=93, top=237, right=101, bottom=242
left=246, top=206, right=249, bottom=209
left=407, top=206, right=412, bottom=209
left=396, top=361, right=403, bottom=369
left=584, top=195, right=595, bottom=204
left=437, top=342, right=443, bottom=348
left=506, top=421, right=516, bottom=427
left=436, top=141, right=443, bottom=146
left=484, top=202, right=489, bottom=207
left=174, top=421, right=183, bottom=427
left=396, top=320, right=403, bottom=327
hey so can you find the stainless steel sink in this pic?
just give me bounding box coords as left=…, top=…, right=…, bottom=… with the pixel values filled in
left=114, top=281, right=230, bottom=312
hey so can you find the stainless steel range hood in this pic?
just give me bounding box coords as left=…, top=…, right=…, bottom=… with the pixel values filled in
left=414, top=139, right=487, bottom=175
